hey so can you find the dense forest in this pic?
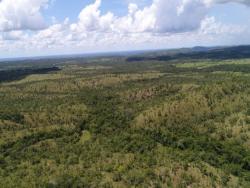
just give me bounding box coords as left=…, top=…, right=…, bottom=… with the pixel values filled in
left=0, top=48, right=250, bottom=187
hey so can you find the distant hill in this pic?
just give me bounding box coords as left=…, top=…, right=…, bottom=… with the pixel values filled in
left=126, top=45, right=250, bottom=62
left=1, top=45, right=250, bottom=65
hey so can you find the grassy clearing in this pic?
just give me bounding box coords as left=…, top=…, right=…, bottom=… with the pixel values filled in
left=176, top=59, right=250, bottom=69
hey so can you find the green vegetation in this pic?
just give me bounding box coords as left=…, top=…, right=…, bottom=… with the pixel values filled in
left=0, top=55, right=250, bottom=187
left=175, top=59, right=250, bottom=69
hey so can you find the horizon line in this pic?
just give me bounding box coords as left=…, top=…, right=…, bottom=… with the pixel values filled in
left=0, top=44, right=247, bottom=62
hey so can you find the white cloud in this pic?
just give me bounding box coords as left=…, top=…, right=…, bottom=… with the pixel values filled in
left=211, top=0, right=250, bottom=6
left=71, top=0, right=250, bottom=35
left=0, top=0, right=250, bottom=58
left=70, top=0, right=114, bottom=33
left=1, top=31, right=26, bottom=40
left=71, top=0, right=209, bottom=34
left=0, top=0, right=49, bottom=31
left=200, top=16, right=247, bottom=35
left=153, top=0, right=208, bottom=33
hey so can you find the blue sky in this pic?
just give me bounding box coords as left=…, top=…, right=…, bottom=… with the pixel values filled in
left=0, top=0, right=250, bottom=58
left=44, top=0, right=150, bottom=22
left=45, top=1, right=249, bottom=25
left=208, top=2, right=250, bottom=24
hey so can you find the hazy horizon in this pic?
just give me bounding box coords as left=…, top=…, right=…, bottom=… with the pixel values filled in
left=1, top=43, right=248, bottom=62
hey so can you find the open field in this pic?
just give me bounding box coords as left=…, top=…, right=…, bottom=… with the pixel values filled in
left=175, top=59, right=250, bottom=69
left=1, top=51, right=250, bottom=187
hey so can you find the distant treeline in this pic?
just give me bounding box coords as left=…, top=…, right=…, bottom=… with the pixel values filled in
left=127, top=45, right=250, bottom=62
left=0, top=67, right=60, bottom=83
